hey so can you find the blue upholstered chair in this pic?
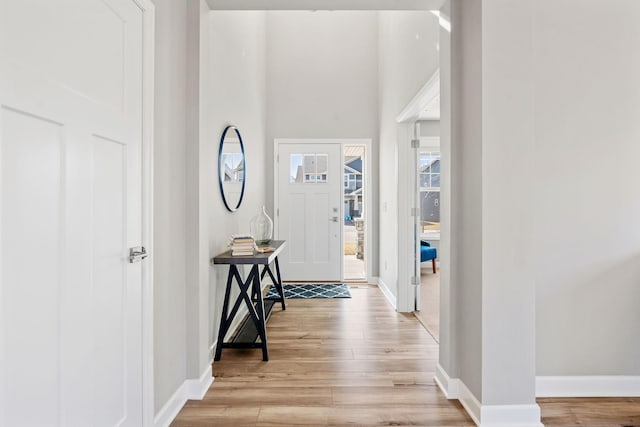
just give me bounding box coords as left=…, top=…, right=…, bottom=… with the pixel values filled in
left=420, top=240, right=437, bottom=274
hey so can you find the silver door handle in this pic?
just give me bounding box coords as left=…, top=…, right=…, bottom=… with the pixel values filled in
left=330, top=216, right=339, bottom=222
left=129, top=246, right=148, bottom=263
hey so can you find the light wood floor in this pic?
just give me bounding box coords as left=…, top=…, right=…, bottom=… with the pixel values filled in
left=171, top=285, right=640, bottom=427
left=415, top=269, right=440, bottom=342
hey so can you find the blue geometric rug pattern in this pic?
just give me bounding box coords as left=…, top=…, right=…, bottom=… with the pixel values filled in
left=265, top=283, right=351, bottom=299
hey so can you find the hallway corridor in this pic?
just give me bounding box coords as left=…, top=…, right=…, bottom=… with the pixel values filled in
left=171, top=285, right=640, bottom=426
left=171, top=285, right=472, bottom=426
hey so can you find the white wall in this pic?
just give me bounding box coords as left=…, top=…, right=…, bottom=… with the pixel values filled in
left=448, top=0, right=483, bottom=400
left=265, top=11, right=379, bottom=274
left=153, top=0, right=188, bottom=411
left=266, top=11, right=378, bottom=140
left=205, top=9, right=268, bottom=362
left=534, top=0, right=640, bottom=376
left=153, top=3, right=268, bottom=416
left=378, top=11, right=440, bottom=300
left=434, top=0, right=459, bottom=401
left=481, top=0, right=537, bottom=406
left=441, top=0, right=640, bottom=416
left=419, top=120, right=440, bottom=137
left=444, top=0, right=539, bottom=415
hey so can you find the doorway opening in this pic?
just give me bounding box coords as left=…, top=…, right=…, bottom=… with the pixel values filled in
left=343, top=145, right=367, bottom=281
left=414, top=143, right=441, bottom=341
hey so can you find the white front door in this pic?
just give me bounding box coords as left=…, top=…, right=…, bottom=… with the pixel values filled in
left=276, top=142, right=342, bottom=281
left=1, top=1, right=146, bottom=425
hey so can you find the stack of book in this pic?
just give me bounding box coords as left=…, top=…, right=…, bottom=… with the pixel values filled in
left=230, top=235, right=256, bottom=256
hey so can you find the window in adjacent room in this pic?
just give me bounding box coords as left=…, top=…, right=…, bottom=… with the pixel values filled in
left=419, top=151, right=440, bottom=233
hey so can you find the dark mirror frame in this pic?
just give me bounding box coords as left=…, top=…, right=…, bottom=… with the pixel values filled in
left=218, top=125, right=246, bottom=212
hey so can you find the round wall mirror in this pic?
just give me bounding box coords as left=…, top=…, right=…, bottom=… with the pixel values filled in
left=218, top=125, right=246, bottom=212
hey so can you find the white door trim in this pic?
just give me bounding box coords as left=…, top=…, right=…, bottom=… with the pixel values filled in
left=274, top=138, right=373, bottom=283
left=396, top=123, right=415, bottom=312
left=131, top=0, right=155, bottom=425
left=397, top=125, right=447, bottom=313
left=396, top=69, right=440, bottom=123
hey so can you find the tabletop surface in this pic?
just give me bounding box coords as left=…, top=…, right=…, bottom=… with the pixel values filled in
left=212, top=240, right=286, bottom=265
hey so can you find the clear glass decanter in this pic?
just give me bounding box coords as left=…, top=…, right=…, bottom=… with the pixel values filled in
left=250, top=205, right=273, bottom=245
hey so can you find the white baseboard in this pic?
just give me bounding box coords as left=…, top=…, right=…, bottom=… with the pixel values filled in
left=458, top=381, right=542, bottom=427
left=153, top=385, right=186, bottom=427
left=436, top=365, right=542, bottom=427
left=479, top=404, right=542, bottom=427
left=536, top=376, right=640, bottom=397
left=374, top=276, right=396, bottom=309
left=184, top=364, right=214, bottom=400
left=434, top=363, right=459, bottom=399
left=457, top=380, right=482, bottom=426
left=154, top=364, right=214, bottom=427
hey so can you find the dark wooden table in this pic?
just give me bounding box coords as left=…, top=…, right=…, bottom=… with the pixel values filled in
left=212, top=240, right=286, bottom=361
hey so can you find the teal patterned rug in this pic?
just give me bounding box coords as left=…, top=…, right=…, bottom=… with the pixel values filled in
left=265, top=283, right=351, bottom=299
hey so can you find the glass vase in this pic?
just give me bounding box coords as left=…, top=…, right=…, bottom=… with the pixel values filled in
left=250, top=206, right=273, bottom=245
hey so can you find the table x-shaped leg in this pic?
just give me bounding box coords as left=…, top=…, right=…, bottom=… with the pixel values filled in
left=260, top=256, right=286, bottom=310
left=214, top=264, right=269, bottom=361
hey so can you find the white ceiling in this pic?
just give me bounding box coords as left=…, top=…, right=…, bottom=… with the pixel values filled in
left=206, top=0, right=445, bottom=11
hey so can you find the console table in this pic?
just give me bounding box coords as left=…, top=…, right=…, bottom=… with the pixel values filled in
left=212, top=240, right=286, bottom=361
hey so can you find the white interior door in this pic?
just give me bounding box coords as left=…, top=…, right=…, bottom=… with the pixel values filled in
left=1, top=1, right=146, bottom=425
left=276, top=142, right=342, bottom=281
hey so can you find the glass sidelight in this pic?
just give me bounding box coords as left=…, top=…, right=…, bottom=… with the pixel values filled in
left=343, top=145, right=366, bottom=281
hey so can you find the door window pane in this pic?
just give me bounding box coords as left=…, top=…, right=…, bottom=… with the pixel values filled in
left=303, top=154, right=316, bottom=182
left=290, top=154, right=303, bottom=183
left=420, top=191, right=440, bottom=229
left=315, top=154, right=328, bottom=183
left=290, top=153, right=329, bottom=183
